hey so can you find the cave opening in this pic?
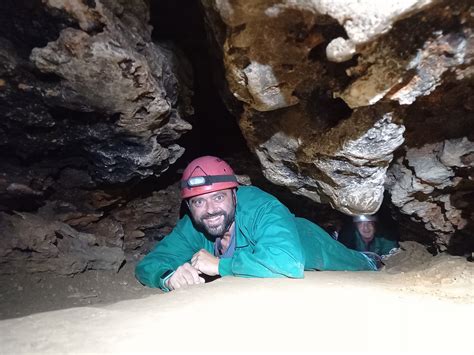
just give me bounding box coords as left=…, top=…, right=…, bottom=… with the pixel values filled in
left=0, top=2, right=472, bottom=350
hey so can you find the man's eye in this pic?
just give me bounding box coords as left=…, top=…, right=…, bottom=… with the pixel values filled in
left=192, top=199, right=204, bottom=207
left=214, top=194, right=224, bottom=202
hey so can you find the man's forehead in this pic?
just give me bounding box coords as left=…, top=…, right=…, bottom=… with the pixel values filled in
left=190, top=188, right=233, bottom=200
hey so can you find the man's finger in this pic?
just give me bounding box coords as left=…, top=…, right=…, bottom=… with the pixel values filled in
left=168, top=279, right=178, bottom=290
left=181, top=270, right=195, bottom=285
left=173, top=274, right=185, bottom=288
left=186, top=267, right=201, bottom=284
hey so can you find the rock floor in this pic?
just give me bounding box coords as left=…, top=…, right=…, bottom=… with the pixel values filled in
left=0, top=243, right=472, bottom=354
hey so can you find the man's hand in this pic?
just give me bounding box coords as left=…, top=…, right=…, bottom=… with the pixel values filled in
left=191, top=249, right=220, bottom=276
left=166, top=263, right=205, bottom=291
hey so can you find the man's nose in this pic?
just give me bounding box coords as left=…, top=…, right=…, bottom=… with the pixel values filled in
left=205, top=199, right=219, bottom=214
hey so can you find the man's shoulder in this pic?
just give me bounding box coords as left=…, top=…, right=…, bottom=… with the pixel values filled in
left=175, top=213, right=196, bottom=231
left=235, top=185, right=287, bottom=218
left=375, top=234, right=398, bottom=245
left=236, top=185, right=275, bottom=202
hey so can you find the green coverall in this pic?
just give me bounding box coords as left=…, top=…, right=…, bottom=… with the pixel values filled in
left=135, top=186, right=377, bottom=291
left=350, top=230, right=399, bottom=256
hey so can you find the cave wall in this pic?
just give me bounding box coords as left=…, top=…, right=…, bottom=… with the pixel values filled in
left=200, top=0, right=473, bottom=251
left=0, top=0, right=472, bottom=274
left=0, top=0, right=189, bottom=273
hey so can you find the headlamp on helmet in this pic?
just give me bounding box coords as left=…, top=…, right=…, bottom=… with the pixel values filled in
left=353, top=215, right=378, bottom=223
left=180, top=175, right=238, bottom=189
left=180, top=156, right=239, bottom=199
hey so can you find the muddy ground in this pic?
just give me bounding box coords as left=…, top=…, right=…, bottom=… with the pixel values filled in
left=0, top=261, right=160, bottom=320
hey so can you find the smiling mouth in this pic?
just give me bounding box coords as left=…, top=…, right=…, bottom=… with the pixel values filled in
left=204, top=215, right=223, bottom=226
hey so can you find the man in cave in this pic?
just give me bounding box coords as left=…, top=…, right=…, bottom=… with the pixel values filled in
left=135, top=156, right=379, bottom=291
left=339, top=215, right=399, bottom=257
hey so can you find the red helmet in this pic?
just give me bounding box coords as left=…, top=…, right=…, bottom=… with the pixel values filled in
left=180, top=156, right=239, bottom=199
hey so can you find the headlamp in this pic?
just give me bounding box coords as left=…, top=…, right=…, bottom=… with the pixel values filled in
left=187, top=176, right=206, bottom=187
left=180, top=175, right=237, bottom=189
left=353, top=215, right=378, bottom=222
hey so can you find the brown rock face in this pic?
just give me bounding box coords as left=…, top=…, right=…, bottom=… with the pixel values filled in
left=0, top=0, right=190, bottom=273
left=201, top=0, right=473, bottom=250
left=387, top=138, right=474, bottom=251
left=0, top=0, right=472, bottom=273
left=1, top=0, right=193, bottom=184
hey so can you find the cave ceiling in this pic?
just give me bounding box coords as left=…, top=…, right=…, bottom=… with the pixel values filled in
left=0, top=0, right=472, bottom=273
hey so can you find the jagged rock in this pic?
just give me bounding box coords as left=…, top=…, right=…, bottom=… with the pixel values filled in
left=0, top=0, right=193, bottom=274
left=202, top=0, right=438, bottom=111
left=109, top=182, right=182, bottom=252
left=27, top=0, right=192, bottom=182
left=201, top=0, right=472, bottom=216
left=255, top=113, right=405, bottom=214
left=1, top=0, right=193, bottom=184
left=0, top=0, right=472, bottom=265
left=0, top=211, right=124, bottom=275
left=439, top=138, right=474, bottom=168
left=386, top=138, right=474, bottom=249
left=405, top=143, right=455, bottom=186
left=340, top=29, right=472, bottom=108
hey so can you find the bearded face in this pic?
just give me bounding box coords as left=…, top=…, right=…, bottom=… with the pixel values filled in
left=188, top=189, right=236, bottom=237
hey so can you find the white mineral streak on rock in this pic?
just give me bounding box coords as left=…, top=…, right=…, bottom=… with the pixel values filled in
left=270, top=0, right=433, bottom=62
left=342, top=30, right=472, bottom=108
left=390, top=32, right=470, bottom=105
left=325, top=37, right=356, bottom=63
left=243, top=62, right=289, bottom=111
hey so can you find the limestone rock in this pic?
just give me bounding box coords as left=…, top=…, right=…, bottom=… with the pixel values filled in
left=386, top=138, right=474, bottom=249
left=2, top=0, right=193, bottom=185
left=256, top=113, right=405, bottom=214
left=202, top=0, right=472, bottom=219
left=0, top=0, right=192, bottom=274
left=0, top=211, right=124, bottom=275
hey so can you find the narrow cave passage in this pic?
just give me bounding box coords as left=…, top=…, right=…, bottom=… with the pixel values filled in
left=0, top=1, right=473, bottom=352
left=150, top=0, right=250, bottom=163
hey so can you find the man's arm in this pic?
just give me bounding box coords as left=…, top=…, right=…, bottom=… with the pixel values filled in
left=164, top=263, right=205, bottom=291
left=135, top=216, right=205, bottom=290
left=218, top=201, right=305, bottom=279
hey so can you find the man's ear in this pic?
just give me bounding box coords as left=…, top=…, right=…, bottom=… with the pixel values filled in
left=232, top=189, right=237, bottom=204
left=179, top=199, right=190, bottom=218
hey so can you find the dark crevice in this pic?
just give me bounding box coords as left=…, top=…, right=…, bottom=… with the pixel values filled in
left=0, top=0, right=77, bottom=59
left=149, top=0, right=250, bottom=164
left=305, top=88, right=353, bottom=130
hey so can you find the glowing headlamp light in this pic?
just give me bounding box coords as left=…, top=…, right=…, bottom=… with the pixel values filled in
left=187, top=176, right=206, bottom=187
left=180, top=175, right=237, bottom=189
